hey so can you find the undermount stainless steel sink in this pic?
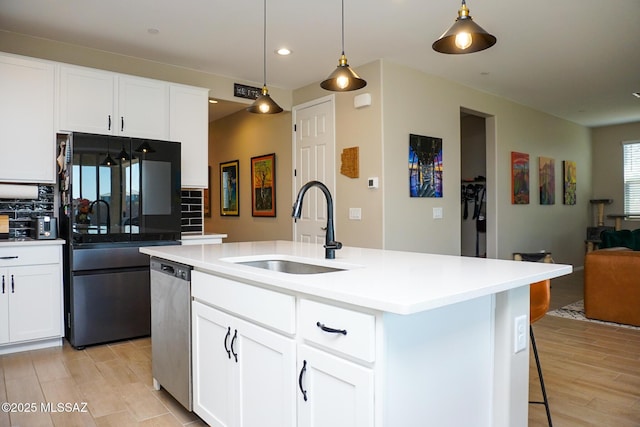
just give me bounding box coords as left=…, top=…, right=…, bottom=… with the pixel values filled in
left=236, top=259, right=345, bottom=274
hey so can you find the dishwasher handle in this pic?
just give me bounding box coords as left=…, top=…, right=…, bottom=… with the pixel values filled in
left=150, top=258, right=192, bottom=281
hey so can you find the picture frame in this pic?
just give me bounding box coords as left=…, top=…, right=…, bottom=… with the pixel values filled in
left=408, top=134, right=443, bottom=198
left=511, top=151, right=530, bottom=204
left=220, top=160, right=239, bottom=216
left=203, top=166, right=211, bottom=217
left=251, top=153, right=276, bottom=217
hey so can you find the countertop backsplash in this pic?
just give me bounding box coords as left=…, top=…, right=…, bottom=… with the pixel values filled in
left=0, top=185, right=55, bottom=239
left=181, top=189, right=203, bottom=234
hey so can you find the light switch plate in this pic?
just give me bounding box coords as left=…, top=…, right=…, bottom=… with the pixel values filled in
left=349, top=208, right=362, bottom=220
left=433, top=207, right=443, bottom=219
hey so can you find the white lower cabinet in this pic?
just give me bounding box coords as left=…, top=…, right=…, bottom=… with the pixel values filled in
left=297, top=345, right=374, bottom=427
left=192, top=301, right=296, bottom=427
left=0, top=244, right=63, bottom=353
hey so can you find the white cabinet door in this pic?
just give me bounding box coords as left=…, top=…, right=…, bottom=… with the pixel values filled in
left=59, top=65, right=116, bottom=134
left=0, top=268, right=8, bottom=344
left=7, top=264, right=62, bottom=343
left=297, top=345, right=374, bottom=427
left=235, top=316, right=296, bottom=427
left=118, top=75, right=169, bottom=139
left=193, top=301, right=296, bottom=427
left=0, top=54, right=56, bottom=183
left=193, top=301, right=235, bottom=427
left=170, top=84, right=208, bottom=188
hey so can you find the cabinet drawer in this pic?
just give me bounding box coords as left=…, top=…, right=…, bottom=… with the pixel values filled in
left=299, top=299, right=375, bottom=363
left=192, top=270, right=295, bottom=335
left=0, top=245, right=60, bottom=267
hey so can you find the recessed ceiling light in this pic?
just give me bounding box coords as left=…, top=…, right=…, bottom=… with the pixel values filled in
left=275, top=48, right=292, bottom=56
left=147, top=28, right=160, bottom=35
left=633, top=92, right=640, bottom=98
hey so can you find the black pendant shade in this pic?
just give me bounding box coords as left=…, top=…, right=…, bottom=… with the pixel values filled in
left=117, top=144, right=131, bottom=161
left=247, top=86, right=284, bottom=114
left=247, top=0, right=283, bottom=114
left=135, top=141, right=155, bottom=154
left=101, top=153, right=117, bottom=166
left=432, top=0, right=496, bottom=54
left=320, top=0, right=366, bottom=92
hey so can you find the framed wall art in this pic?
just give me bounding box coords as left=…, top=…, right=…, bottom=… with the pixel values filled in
left=203, top=166, right=211, bottom=217
left=220, top=160, right=239, bottom=216
left=539, top=156, right=555, bottom=205
left=511, top=151, right=529, bottom=204
left=251, top=153, right=276, bottom=217
left=408, top=134, right=443, bottom=197
left=563, top=160, right=576, bottom=205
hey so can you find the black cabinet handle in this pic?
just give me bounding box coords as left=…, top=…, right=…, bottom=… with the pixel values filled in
left=108, top=115, right=111, bottom=130
left=1, top=275, right=4, bottom=294
left=0, top=256, right=18, bottom=260
left=230, top=329, right=238, bottom=363
left=11, top=275, right=14, bottom=293
left=316, top=321, right=347, bottom=336
left=224, top=326, right=231, bottom=359
left=121, top=116, right=124, bottom=132
left=298, top=360, right=308, bottom=401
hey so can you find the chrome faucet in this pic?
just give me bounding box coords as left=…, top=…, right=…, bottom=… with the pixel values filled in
left=292, top=180, right=342, bottom=259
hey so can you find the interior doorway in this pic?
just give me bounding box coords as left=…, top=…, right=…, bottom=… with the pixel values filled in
left=460, top=110, right=487, bottom=257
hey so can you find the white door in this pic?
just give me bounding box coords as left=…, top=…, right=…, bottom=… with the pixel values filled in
left=8, top=264, right=62, bottom=343
left=0, top=268, right=8, bottom=344
left=235, top=317, right=296, bottom=427
left=292, top=96, right=336, bottom=244
left=192, top=301, right=235, bottom=427
left=297, top=345, right=374, bottom=427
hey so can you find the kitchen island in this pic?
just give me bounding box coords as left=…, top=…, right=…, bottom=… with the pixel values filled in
left=140, top=240, right=571, bottom=427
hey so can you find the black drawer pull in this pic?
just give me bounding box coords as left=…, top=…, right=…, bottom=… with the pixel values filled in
left=11, top=275, right=14, bottom=293
left=230, top=329, right=238, bottom=363
left=298, top=360, right=308, bottom=401
left=0, top=256, right=18, bottom=260
left=316, top=321, right=347, bottom=336
left=224, top=326, right=231, bottom=359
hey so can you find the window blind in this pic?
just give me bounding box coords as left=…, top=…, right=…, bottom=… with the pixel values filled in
left=623, top=141, right=640, bottom=215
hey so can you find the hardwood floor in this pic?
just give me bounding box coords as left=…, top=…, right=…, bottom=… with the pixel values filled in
left=529, top=269, right=640, bottom=426
left=0, top=269, right=638, bottom=426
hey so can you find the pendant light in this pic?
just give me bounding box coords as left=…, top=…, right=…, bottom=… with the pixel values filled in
left=134, top=141, right=155, bottom=154
left=320, top=0, right=366, bottom=92
left=432, top=0, right=496, bottom=54
left=247, top=0, right=283, bottom=114
left=117, top=143, right=130, bottom=161
left=101, top=142, right=118, bottom=166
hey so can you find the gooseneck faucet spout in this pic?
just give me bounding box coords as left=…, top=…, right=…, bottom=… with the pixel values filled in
left=292, top=180, right=342, bottom=259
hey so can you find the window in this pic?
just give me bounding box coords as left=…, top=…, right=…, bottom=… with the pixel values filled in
left=623, top=141, right=640, bottom=215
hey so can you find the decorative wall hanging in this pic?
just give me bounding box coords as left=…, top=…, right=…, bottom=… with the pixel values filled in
left=409, top=134, right=443, bottom=197
left=220, top=160, right=239, bottom=216
left=539, top=156, right=555, bottom=205
left=251, top=153, right=276, bottom=217
left=563, top=160, right=576, bottom=205
left=340, top=146, right=359, bottom=178
left=511, top=151, right=529, bottom=204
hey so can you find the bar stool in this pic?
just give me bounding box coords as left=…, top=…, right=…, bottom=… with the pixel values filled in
left=530, top=279, right=553, bottom=426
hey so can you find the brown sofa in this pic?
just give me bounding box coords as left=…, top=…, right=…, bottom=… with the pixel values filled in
left=584, top=247, right=640, bottom=327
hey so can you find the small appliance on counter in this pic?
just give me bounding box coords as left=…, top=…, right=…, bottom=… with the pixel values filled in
left=0, top=215, right=8, bottom=239
left=32, top=215, right=57, bottom=240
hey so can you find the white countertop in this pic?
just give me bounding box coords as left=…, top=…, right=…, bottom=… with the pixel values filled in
left=140, top=240, right=572, bottom=315
left=0, top=238, right=65, bottom=247
left=180, top=232, right=227, bottom=241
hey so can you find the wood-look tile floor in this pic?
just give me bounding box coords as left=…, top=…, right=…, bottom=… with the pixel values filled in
left=0, top=337, right=205, bottom=427
left=0, top=269, right=638, bottom=426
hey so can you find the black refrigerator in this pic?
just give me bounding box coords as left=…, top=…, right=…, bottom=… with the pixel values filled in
left=58, top=132, right=182, bottom=349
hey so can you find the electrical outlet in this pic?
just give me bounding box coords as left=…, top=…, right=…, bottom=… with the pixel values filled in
left=514, top=315, right=528, bottom=353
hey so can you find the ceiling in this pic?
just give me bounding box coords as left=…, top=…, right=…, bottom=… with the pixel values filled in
left=1, top=0, right=639, bottom=127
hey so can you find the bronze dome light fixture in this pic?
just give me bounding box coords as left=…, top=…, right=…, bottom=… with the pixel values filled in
left=432, top=0, right=496, bottom=54
left=320, top=0, right=366, bottom=92
left=247, top=0, right=283, bottom=114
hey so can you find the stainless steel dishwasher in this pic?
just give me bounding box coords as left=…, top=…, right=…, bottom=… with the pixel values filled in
left=150, top=258, right=193, bottom=410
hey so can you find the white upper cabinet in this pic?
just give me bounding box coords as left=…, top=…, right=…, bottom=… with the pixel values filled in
left=59, top=65, right=169, bottom=140
left=170, top=84, right=209, bottom=188
left=0, top=54, right=56, bottom=183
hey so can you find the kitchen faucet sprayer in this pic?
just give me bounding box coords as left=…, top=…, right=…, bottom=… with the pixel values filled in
left=292, top=180, right=342, bottom=259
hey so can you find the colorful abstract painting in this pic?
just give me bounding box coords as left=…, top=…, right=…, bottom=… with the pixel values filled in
left=511, top=152, right=529, bottom=204
left=409, top=134, right=443, bottom=198
left=539, top=156, right=555, bottom=205
left=563, top=160, right=576, bottom=205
